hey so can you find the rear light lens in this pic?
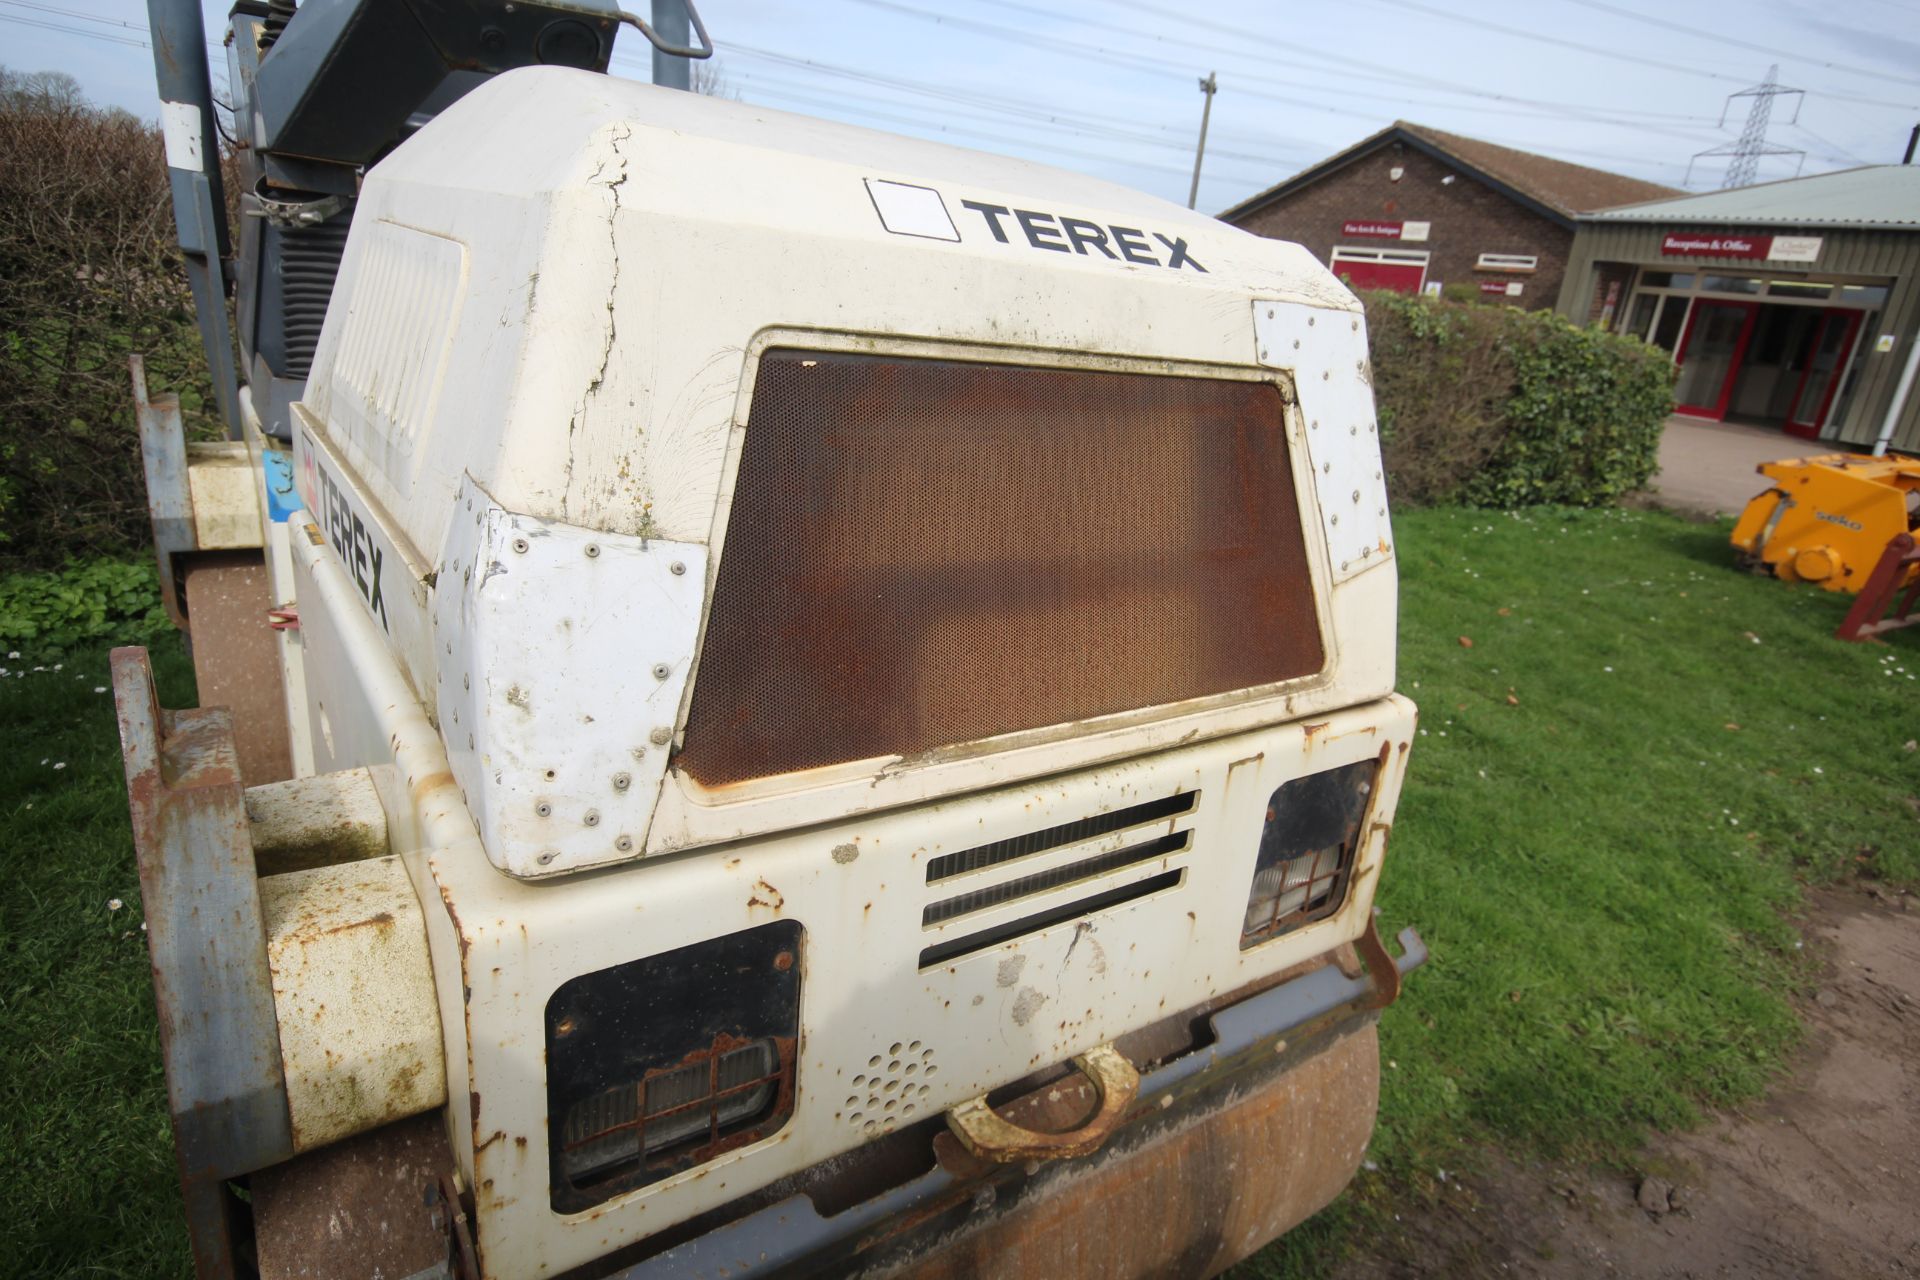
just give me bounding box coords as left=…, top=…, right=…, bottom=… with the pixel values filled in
left=1241, top=759, right=1377, bottom=947
left=545, top=922, right=802, bottom=1211
left=559, top=1039, right=781, bottom=1183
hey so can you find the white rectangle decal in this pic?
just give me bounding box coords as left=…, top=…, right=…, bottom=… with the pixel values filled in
left=865, top=179, right=960, bottom=241
left=160, top=100, right=202, bottom=171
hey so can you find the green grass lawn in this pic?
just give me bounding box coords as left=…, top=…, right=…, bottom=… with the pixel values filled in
left=1247, top=505, right=1919, bottom=1277
left=0, top=640, right=196, bottom=1280
left=3, top=508, right=1915, bottom=1280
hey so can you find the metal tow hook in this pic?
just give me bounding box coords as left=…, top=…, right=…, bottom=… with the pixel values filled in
left=944, top=1043, right=1140, bottom=1164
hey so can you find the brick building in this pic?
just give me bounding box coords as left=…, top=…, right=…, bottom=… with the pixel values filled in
left=1219, top=121, right=1676, bottom=309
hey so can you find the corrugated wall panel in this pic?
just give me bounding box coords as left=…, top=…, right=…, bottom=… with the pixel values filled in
left=1559, top=223, right=1920, bottom=451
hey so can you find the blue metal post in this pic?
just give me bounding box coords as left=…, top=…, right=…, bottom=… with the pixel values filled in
left=146, top=0, right=242, bottom=436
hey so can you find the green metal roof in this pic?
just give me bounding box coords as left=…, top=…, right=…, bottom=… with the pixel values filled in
left=1581, top=165, right=1920, bottom=228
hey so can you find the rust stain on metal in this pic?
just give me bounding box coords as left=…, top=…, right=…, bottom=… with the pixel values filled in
left=410, top=769, right=456, bottom=807
left=747, top=878, right=785, bottom=911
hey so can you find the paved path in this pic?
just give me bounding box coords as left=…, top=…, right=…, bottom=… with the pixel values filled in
left=1649, top=415, right=1834, bottom=517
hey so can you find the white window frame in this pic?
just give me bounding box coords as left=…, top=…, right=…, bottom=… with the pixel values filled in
left=1475, top=253, right=1538, bottom=274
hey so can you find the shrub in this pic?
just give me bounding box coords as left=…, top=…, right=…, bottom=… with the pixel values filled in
left=0, top=67, right=222, bottom=571
left=1363, top=290, right=1675, bottom=508
left=0, top=556, right=170, bottom=658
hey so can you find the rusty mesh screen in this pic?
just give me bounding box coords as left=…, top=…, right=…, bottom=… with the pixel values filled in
left=677, top=350, right=1323, bottom=786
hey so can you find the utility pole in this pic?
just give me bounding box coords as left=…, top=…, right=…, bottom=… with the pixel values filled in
left=1905, top=124, right=1918, bottom=164
left=652, top=0, right=691, bottom=91
left=1687, top=64, right=1805, bottom=189
left=1188, top=72, right=1217, bottom=210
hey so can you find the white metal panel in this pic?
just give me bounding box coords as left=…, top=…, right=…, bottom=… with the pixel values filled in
left=324, top=220, right=467, bottom=473
left=428, top=679, right=1413, bottom=1278
left=1253, top=300, right=1394, bottom=582
left=432, top=475, right=706, bottom=877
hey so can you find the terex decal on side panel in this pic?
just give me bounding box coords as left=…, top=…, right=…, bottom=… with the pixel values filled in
left=293, top=423, right=391, bottom=634
left=862, top=176, right=1206, bottom=272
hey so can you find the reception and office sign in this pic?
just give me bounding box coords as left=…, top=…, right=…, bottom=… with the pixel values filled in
left=1660, top=232, right=1823, bottom=263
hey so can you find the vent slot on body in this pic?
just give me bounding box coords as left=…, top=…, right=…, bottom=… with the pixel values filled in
left=678, top=350, right=1325, bottom=786
left=926, top=790, right=1196, bottom=883
left=924, top=831, right=1189, bottom=926
left=920, top=871, right=1184, bottom=969
left=918, top=790, right=1198, bottom=968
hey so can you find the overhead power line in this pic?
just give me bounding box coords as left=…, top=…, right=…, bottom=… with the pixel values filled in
left=855, top=0, right=1738, bottom=158
left=1086, top=0, right=1728, bottom=127
left=1556, top=0, right=1920, bottom=88
left=0, top=9, right=148, bottom=50
left=1371, top=0, right=1920, bottom=111
left=0, top=1, right=232, bottom=56
left=633, top=72, right=1271, bottom=185
left=726, top=64, right=1295, bottom=171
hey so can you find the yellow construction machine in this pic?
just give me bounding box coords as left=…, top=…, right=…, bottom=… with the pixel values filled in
left=1731, top=453, right=1920, bottom=640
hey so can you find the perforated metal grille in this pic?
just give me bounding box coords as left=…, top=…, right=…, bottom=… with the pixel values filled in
left=678, top=350, right=1324, bottom=786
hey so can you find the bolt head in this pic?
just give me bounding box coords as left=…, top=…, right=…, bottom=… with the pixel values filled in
left=669, top=561, right=687, bottom=576
left=536, top=850, right=557, bottom=865
left=583, top=810, right=601, bottom=827
left=613, top=771, right=632, bottom=791
left=585, top=544, right=600, bottom=558
left=536, top=801, right=553, bottom=818
left=649, top=726, right=673, bottom=746
left=512, top=537, right=530, bottom=554
left=651, top=662, right=670, bottom=680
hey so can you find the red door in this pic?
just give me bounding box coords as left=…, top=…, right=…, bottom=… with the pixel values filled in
left=1784, top=309, right=1863, bottom=438
left=1328, top=250, right=1428, bottom=295
left=1672, top=299, right=1759, bottom=420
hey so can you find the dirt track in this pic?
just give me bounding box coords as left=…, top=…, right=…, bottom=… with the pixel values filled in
left=1335, top=886, right=1920, bottom=1279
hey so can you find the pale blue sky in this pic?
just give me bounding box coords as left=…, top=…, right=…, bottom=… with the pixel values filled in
left=5, top=0, right=1918, bottom=212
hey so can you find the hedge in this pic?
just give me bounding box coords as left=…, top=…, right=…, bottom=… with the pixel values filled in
left=1364, top=290, right=1676, bottom=508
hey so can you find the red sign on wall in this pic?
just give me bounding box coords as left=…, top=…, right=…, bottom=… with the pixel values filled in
left=1343, top=220, right=1403, bottom=238
left=1661, top=232, right=1767, bottom=259
left=1660, top=232, right=1822, bottom=263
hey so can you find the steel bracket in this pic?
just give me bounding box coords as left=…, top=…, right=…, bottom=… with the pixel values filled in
left=111, top=647, right=295, bottom=1279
